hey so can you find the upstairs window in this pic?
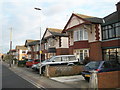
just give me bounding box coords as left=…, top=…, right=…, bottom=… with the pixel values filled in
left=74, top=29, right=88, bottom=41
left=102, top=22, right=120, bottom=40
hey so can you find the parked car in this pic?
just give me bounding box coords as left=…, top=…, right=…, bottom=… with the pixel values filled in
left=35, top=59, right=49, bottom=71
left=81, top=60, right=120, bottom=81
left=39, top=55, right=79, bottom=74
left=18, top=59, right=27, bottom=67
left=32, top=59, right=40, bottom=64
left=31, top=63, right=40, bottom=71
left=26, top=59, right=40, bottom=68
left=26, top=59, right=33, bottom=67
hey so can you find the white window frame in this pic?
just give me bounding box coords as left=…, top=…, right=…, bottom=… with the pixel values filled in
left=74, top=29, right=88, bottom=41
left=74, top=49, right=89, bottom=61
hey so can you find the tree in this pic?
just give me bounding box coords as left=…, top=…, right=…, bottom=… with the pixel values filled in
left=3, top=54, right=14, bottom=67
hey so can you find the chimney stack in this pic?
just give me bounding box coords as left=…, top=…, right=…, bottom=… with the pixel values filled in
left=116, top=1, right=120, bottom=11
left=116, top=1, right=120, bottom=21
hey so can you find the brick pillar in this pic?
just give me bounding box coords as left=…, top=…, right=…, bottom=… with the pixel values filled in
left=69, top=46, right=73, bottom=55
left=89, top=41, right=102, bottom=61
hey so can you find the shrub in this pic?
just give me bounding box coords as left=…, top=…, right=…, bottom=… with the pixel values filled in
left=82, top=56, right=90, bottom=65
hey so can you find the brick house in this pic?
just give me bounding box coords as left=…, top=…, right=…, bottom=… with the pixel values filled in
left=42, top=28, right=69, bottom=59
left=101, top=2, right=120, bottom=63
left=62, top=13, right=103, bottom=61
left=16, top=45, right=28, bottom=60
left=62, top=2, right=120, bottom=62
left=25, top=40, right=40, bottom=60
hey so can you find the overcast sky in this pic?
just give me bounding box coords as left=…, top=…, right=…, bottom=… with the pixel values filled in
left=0, top=0, right=119, bottom=53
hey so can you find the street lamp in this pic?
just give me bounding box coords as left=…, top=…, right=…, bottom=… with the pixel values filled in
left=34, top=7, right=42, bottom=75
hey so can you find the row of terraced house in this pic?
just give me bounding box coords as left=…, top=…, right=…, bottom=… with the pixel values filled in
left=11, top=2, right=120, bottom=63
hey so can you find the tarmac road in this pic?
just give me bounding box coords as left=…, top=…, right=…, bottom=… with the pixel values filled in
left=2, top=64, right=37, bottom=89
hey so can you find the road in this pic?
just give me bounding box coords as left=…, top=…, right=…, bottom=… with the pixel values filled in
left=1, top=62, right=89, bottom=90
left=2, top=64, right=37, bottom=89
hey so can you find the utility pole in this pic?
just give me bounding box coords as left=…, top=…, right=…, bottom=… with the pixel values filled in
left=9, top=27, right=12, bottom=67
left=10, top=27, right=12, bottom=51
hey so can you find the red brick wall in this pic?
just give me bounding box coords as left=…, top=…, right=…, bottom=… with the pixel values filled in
left=102, top=39, right=120, bottom=48
left=98, top=71, right=120, bottom=88
left=73, top=40, right=89, bottom=49
left=42, top=50, right=47, bottom=53
left=56, top=48, right=69, bottom=55
left=69, top=46, right=74, bottom=55
left=89, top=41, right=102, bottom=61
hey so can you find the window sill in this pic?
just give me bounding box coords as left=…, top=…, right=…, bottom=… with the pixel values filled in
left=102, top=38, right=120, bottom=42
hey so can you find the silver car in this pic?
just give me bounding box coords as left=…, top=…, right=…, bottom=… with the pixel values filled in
left=39, top=55, right=79, bottom=74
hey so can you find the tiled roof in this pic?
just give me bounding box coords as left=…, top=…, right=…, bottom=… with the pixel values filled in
left=49, top=31, right=68, bottom=37
left=26, top=40, right=39, bottom=43
left=47, top=28, right=63, bottom=33
left=47, top=28, right=68, bottom=37
left=43, top=28, right=68, bottom=39
left=28, top=40, right=40, bottom=46
left=74, top=13, right=103, bottom=23
left=25, top=39, right=40, bottom=46
left=16, top=45, right=28, bottom=50
left=102, top=11, right=119, bottom=25
left=74, top=13, right=93, bottom=18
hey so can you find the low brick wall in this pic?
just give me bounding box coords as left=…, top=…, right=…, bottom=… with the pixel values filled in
left=97, top=71, right=120, bottom=88
left=44, top=65, right=83, bottom=77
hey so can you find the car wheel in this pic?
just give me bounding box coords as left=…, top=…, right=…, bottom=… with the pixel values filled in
left=84, top=77, right=90, bottom=82
left=41, top=66, right=45, bottom=75
left=26, top=66, right=29, bottom=68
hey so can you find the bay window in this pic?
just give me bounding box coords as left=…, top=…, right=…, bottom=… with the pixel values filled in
left=74, top=29, right=88, bottom=41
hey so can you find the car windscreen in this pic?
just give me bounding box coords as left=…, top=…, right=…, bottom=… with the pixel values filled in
left=42, top=59, right=50, bottom=63
left=35, top=60, right=40, bottom=62
left=27, top=59, right=33, bottom=62
left=85, top=61, right=101, bottom=69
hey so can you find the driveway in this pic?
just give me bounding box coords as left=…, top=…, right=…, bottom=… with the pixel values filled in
left=50, top=75, right=89, bottom=88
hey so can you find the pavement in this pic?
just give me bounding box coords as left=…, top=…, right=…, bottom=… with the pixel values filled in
left=2, top=61, right=89, bottom=89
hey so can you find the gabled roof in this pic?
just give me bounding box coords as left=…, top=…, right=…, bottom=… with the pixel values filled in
left=16, top=45, right=28, bottom=50
left=74, top=13, right=93, bottom=18
left=28, top=40, right=40, bottom=46
left=26, top=40, right=38, bottom=43
left=63, top=13, right=103, bottom=32
left=25, top=39, right=39, bottom=46
left=48, top=28, right=62, bottom=33
left=42, top=28, right=68, bottom=40
left=74, top=13, right=103, bottom=23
